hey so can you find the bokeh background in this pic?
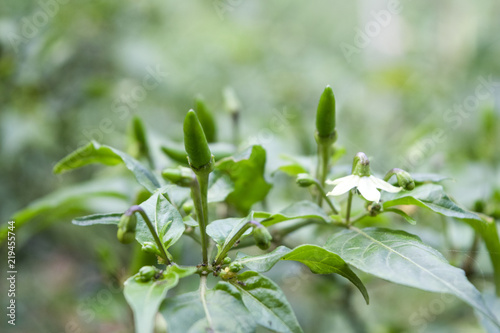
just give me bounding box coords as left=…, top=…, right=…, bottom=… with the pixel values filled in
left=1, top=0, right=500, bottom=332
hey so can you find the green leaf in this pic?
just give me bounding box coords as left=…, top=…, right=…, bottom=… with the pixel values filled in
left=383, top=208, right=416, bottom=225
left=72, top=213, right=122, bottom=226
left=411, top=173, right=453, bottom=184
left=160, top=282, right=256, bottom=333
left=235, top=246, right=292, bottom=272
left=281, top=244, right=369, bottom=304
left=216, top=145, right=272, bottom=214
left=274, top=154, right=313, bottom=176
left=1, top=178, right=130, bottom=243
left=233, top=271, right=303, bottom=333
left=325, top=227, right=500, bottom=326
left=254, top=200, right=331, bottom=226
left=476, top=291, right=500, bottom=333
left=53, top=141, right=160, bottom=192
left=136, top=191, right=185, bottom=249
left=207, top=213, right=253, bottom=254
left=207, top=169, right=234, bottom=203
left=11, top=178, right=129, bottom=224
left=124, top=265, right=196, bottom=333
left=382, top=184, right=481, bottom=221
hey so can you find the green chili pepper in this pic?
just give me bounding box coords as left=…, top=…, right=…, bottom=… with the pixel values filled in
left=195, top=97, right=217, bottom=143
left=315, top=85, right=336, bottom=138
left=183, top=110, right=213, bottom=169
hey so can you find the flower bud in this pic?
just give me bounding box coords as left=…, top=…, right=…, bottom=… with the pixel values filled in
left=384, top=168, right=415, bottom=191
left=315, top=85, right=336, bottom=138
left=182, top=202, right=194, bottom=215
left=395, top=170, right=415, bottom=191
left=253, top=225, right=272, bottom=250
left=229, top=262, right=244, bottom=272
left=117, top=211, right=137, bottom=244
left=195, top=97, right=217, bottom=143
left=296, top=173, right=316, bottom=187
left=141, top=242, right=161, bottom=256
left=223, top=257, right=232, bottom=265
left=161, top=167, right=194, bottom=187
left=135, top=266, right=158, bottom=282
left=220, top=267, right=237, bottom=280
left=183, top=110, right=213, bottom=170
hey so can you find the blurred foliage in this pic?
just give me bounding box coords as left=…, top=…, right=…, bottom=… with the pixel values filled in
left=1, top=0, right=500, bottom=332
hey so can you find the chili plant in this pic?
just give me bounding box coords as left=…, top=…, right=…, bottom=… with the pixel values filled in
left=10, top=87, right=500, bottom=332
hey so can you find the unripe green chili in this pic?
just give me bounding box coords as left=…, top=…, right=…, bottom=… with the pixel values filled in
left=315, top=85, right=336, bottom=138
left=128, top=116, right=151, bottom=164
left=161, top=167, right=194, bottom=187
left=183, top=110, right=213, bottom=169
left=195, top=97, right=217, bottom=143
left=161, top=142, right=235, bottom=165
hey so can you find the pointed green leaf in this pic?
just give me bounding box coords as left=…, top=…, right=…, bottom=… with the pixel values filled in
left=233, top=271, right=303, bottom=333
left=136, top=191, right=185, bottom=249
left=207, top=169, right=234, bottom=203
left=124, top=265, right=196, bottom=333
left=1, top=178, right=130, bottom=243
left=53, top=141, right=160, bottom=192
left=383, top=208, right=416, bottom=225
left=411, top=173, right=453, bottom=184
left=255, top=200, right=331, bottom=226
left=216, top=145, right=272, bottom=214
left=281, top=244, right=369, bottom=304
left=235, top=246, right=291, bottom=272
left=325, top=227, right=500, bottom=326
left=72, top=213, right=122, bottom=226
left=207, top=213, right=253, bottom=254
left=382, top=184, right=481, bottom=221
left=160, top=282, right=256, bottom=333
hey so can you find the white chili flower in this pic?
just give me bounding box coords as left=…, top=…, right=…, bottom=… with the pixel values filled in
left=326, top=152, right=401, bottom=203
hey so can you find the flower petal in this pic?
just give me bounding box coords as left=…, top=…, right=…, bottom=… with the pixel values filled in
left=327, top=175, right=359, bottom=196
left=357, top=177, right=381, bottom=202
left=326, top=175, right=356, bottom=186
left=369, top=176, right=401, bottom=193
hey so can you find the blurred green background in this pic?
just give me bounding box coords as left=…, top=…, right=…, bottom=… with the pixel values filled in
left=1, top=0, right=500, bottom=332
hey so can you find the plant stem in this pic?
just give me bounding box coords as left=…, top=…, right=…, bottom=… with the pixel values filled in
left=132, top=206, right=171, bottom=265
left=345, top=191, right=354, bottom=226
left=192, top=174, right=210, bottom=264
left=200, top=275, right=214, bottom=329
left=315, top=141, right=331, bottom=206
left=313, top=179, right=338, bottom=214
left=214, top=223, right=253, bottom=265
